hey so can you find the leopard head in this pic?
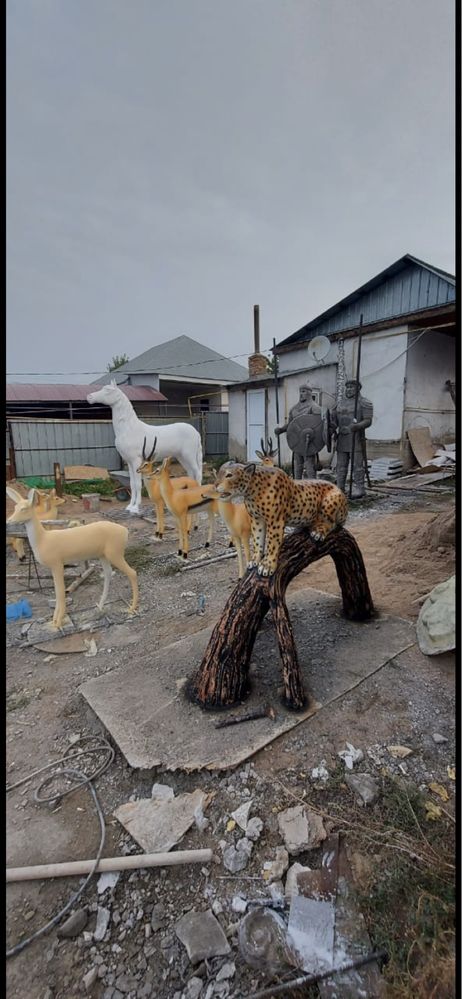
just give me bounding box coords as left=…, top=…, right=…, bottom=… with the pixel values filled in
left=215, top=462, right=257, bottom=500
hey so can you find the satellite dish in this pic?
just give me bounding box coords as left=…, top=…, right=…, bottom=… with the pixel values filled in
left=306, top=336, right=331, bottom=364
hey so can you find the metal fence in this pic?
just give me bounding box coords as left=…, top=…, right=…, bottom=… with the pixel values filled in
left=7, top=412, right=229, bottom=478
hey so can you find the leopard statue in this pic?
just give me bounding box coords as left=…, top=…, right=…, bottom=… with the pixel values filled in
left=214, top=462, right=348, bottom=576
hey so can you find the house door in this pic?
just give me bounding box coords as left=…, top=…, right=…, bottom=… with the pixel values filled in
left=246, top=389, right=266, bottom=461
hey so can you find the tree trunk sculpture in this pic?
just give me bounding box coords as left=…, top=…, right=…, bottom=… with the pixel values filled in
left=186, top=526, right=374, bottom=712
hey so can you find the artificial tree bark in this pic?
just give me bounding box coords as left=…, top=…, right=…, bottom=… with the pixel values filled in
left=186, top=526, right=374, bottom=712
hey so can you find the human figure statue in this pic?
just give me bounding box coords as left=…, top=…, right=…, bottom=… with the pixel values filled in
left=328, top=379, right=373, bottom=499
left=274, top=384, right=323, bottom=479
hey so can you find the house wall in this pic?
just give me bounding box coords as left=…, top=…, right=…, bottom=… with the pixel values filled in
left=228, top=389, right=247, bottom=460
left=125, top=373, right=161, bottom=390
left=403, top=331, right=455, bottom=441
left=278, top=341, right=339, bottom=373
left=344, top=327, right=408, bottom=442
left=158, top=380, right=228, bottom=414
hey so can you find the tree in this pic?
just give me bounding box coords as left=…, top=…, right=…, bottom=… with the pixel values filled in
left=107, top=354, right=129, bottom=372
left=265, top=355, right=277, bottom=374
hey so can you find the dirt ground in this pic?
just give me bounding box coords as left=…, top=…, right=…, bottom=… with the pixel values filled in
left=6, top=482, right=455, bottom=999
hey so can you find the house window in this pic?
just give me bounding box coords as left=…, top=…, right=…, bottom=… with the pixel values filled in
left=200, top=398, right=210, bottom=412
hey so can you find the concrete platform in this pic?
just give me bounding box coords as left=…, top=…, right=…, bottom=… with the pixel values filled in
left=80, top=588, right=415, bottom=772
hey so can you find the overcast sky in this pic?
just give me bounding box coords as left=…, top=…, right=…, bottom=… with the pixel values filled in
left=7, top=0, right=455, bottom=383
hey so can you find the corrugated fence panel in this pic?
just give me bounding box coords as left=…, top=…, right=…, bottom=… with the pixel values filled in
left=9, top=413, right=229, bottom=475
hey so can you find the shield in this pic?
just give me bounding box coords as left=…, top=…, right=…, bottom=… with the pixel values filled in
left=286, top=411, right=324, bottom=455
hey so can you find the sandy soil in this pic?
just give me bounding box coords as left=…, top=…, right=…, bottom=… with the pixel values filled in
left=6, top=483, right=455, bottom=998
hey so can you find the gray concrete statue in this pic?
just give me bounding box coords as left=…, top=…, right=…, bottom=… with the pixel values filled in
left=274, top=384, right=323, bottom=479
left=328, top=379, right=373, bottom=499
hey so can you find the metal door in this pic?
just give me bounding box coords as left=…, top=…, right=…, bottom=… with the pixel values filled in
left=246, top=389, right=266, bottom=461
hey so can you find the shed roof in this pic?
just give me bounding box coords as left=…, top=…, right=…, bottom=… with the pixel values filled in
left=276, top=254, right=456, bottom=349
left=6, top=384, right=167, bottom=402
left=91, top=335, right=248, bottom=386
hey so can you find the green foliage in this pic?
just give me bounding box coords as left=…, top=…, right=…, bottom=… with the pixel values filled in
left=107, top=353, right=129, bottom=371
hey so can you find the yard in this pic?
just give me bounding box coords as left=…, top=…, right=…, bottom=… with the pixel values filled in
left=6, top=479, right=455, bottom=999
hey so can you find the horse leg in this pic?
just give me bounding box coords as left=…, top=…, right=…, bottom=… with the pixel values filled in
left=127, top=465, right=141, bottom=513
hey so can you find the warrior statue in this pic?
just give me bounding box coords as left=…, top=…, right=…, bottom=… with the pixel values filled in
left=274, top=384, right=323, bottom=479
left=328, top=379, right=373, bottom=499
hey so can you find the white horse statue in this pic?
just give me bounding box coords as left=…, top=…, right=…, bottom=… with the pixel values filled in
left=87, top=382, right=203, bottom=514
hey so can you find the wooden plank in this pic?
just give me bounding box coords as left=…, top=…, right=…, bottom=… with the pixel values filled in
left=407, top=427, right=435, bottom=467
left=64, top=465, right=110, bottom=481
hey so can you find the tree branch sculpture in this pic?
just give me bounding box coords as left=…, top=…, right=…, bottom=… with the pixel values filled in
left=187, top=526, right=374, bottom=712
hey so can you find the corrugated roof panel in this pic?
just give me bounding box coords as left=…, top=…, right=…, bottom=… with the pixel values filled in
left=6, top=384, right=167, bottom=402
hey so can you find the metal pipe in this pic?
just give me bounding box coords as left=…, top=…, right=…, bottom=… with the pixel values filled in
left=254, top=305, right=260, bottom=354
left=249, top=948, right=388, bottom=998
left=273, top=338, right=281, bottom=467
left=348, top=314, right=363, bottom=499
left=7, top=848, right=214, bottom=883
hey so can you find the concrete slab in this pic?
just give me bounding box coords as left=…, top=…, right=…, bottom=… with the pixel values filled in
left=79, top=588, right=415, bottom=772
left=25, top=599, right=138, bottom=644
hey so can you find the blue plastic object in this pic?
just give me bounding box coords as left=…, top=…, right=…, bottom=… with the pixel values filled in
left=6, top=599, right=33, bottom=621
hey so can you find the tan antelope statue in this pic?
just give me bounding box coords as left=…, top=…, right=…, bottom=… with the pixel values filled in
left=7, top=487, right=66, bottom=562
left=254, top=437, right=279, bottom=466
left=6, top=487, right=138, bottom=629
left=137, top=436, right=199, bottom=539
left=146, top=457, right=219, bottom=559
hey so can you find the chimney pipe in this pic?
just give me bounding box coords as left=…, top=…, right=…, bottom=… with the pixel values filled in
left=253, top=305, right=260, bottom=354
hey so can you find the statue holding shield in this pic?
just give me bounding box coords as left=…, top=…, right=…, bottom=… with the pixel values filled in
left=274, top=384, right=324, bottom=479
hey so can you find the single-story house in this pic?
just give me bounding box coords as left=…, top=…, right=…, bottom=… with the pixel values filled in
left=6, top=383, right=167, bottom=421
left=91, top=335, right=248, bottom=416
left=228, top=254, right=456, bottom=468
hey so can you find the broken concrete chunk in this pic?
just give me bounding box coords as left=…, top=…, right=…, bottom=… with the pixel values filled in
left=246, top=816, right=264, bottom=842
left=97, top=871, right=120, bottom=895
left=284, top=863, right=313, bottom=899
left=311, top=761, right=330, bottom=782
left=287, top=894, right=335, bottom=974
left=231, top=895, right=248, bottom=914
left=263, top=846, right=289, bottom=882
left=82, top=966, right=98, bottom=991
left=345, top=773, right=379, bottom=805
left=432, top=732, right=449, bottom=744
left=223, top=838, right=253, bottom=873
left=151, top=901, right=167, bottom=932
left=216, top=961, right=236, bottom=981
left=175, top=909, right=231, bottom=964
left=338, top=743, right=364, bottom=770
left=151, top=782, right=175, bottom=801
left=183, top=978, right=203, bottom=999
left=113, top=788, right=212, bottom=853
left=57, top=908, right=88, bottom=938
left=230, top=800, right=253, bottom=831
left=93, top=906, right=110, bottom=942
left=277, top=805, right=327, bottom=855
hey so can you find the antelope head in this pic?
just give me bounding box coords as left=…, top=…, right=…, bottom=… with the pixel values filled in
left=6, top=487, right=37, bottom=524
left=137, top=436, right=158, bottom=475
left=255, top=437, right=278, bottom=466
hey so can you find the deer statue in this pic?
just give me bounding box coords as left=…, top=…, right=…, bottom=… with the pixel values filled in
left=6, top=487, right=138, bottom=629
left=87, top=381, right=203, bottom=515
left=136, top=436, right=199, bottom=539
left=146, top=457, right=219, bottom=559
left=254, top=437, right=279, bottom=466
left=7, top=488, right=66, bottom=562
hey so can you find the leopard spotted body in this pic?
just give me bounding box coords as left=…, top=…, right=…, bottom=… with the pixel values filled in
left=215, top=463, right=348, bottom=575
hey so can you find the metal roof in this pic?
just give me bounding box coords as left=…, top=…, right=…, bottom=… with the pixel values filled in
left=6, top=383, right=167, bottom=402
left=91, top=335, right=248, bottom=386
left=276, top=254, right=456, bottom=349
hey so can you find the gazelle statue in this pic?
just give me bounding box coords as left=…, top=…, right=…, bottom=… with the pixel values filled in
left=255, top=437, right=278, bottom=466
left=7, top=487, right=66, bottom=562
left=203, top=463, right=252, bottom=578
left=87, top=382, right=203, bottom=515
left=137, top=436, right=199, bottom=539
left=146, top=457, right=219, bottom=559
left=6, top=487, right=138, bottom=629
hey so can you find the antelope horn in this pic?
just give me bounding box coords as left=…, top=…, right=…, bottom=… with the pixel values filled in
left=268, top=437, right=273, bottom=451
left=260, top=437, right=266, bottom=454
left=148, top=436, right=157, bottom=461
left=142, top=436, right=147, bottom=460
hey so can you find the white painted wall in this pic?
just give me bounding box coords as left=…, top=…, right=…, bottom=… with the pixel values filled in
left=127, top=373, right=161, bottom=390
left=404, top=331, right=455, bottom=440
left=278, top=341, right=339, bottom=373
left=228, top=388, right=247, bottom=460
left=348, top=328, right=408, bottom=441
